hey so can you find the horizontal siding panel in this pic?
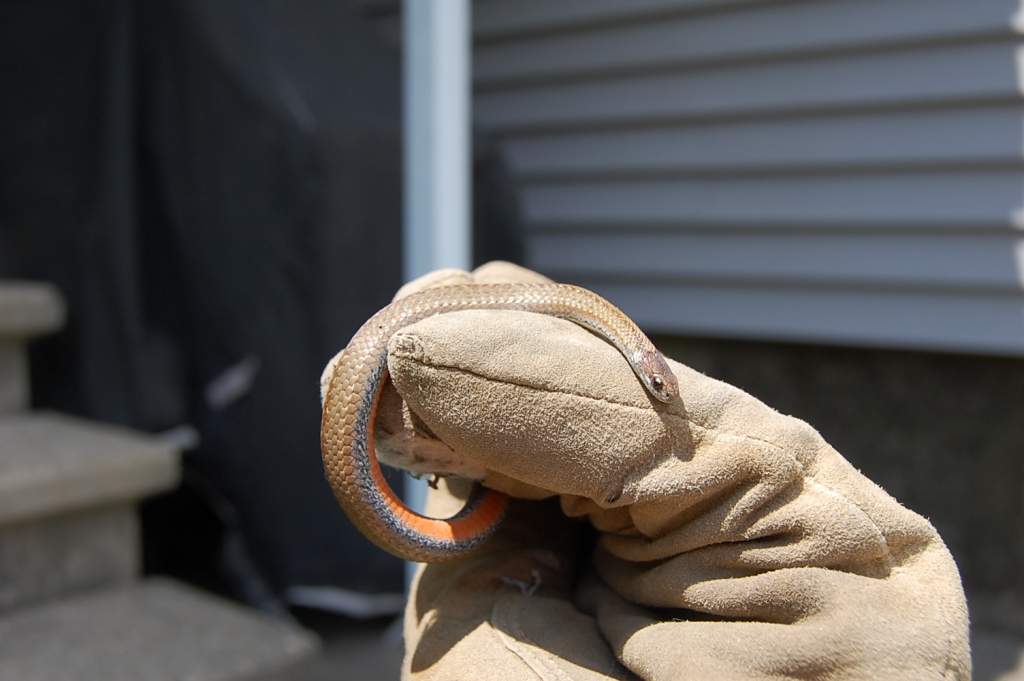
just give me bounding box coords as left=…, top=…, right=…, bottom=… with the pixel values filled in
left=575, top=280, right=1024, bottom=355
left=502, top=105, right=1024, bottom=175
left=521, top=171, right=1024, bottom=228
left=474, top=0, right=771, bottom=41
left=474, top=1, right=1024, bottom=354
left=476, top=0, right=1022, bottom=86
left=529, top=233, right=1024, bottom=290
left=476, top=41, right=1024, bottom=131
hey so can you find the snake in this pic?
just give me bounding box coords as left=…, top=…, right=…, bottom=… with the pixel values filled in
left=320, top=282, right=677, bottom=563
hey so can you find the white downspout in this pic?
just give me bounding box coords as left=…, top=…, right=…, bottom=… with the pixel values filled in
left=402, top=0, right=472, bottom=570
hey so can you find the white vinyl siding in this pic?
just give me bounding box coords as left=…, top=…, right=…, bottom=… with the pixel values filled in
left=473, top=0, right=1024, bottom=355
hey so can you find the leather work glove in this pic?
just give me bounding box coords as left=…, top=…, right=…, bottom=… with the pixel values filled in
left=353, top=261, right=970, bottom=680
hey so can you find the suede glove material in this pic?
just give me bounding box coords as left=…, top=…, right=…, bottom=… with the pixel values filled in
left=347, top=262, right=970, bottom=681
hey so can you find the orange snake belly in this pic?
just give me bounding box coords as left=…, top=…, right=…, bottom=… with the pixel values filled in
left=320, top=282, right=676, bottom=563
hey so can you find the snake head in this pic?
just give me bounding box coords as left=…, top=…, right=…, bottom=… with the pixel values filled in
left=644, top=371, right=678, bottom=403
left=633, top=349, right=679, bottom=403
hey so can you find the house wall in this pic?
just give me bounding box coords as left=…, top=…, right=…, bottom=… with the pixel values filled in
left=473, top=0, right=1024, bottom=355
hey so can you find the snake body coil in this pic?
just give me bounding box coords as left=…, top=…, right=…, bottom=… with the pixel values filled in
left=320, top=282, right=676, bottom=563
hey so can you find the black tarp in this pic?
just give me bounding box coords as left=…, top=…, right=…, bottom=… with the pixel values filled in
left=0, top=0, right=520, bottom=609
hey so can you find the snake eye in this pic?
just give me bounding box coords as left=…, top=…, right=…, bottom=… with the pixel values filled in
left=651, top=375, right=664, bottom=390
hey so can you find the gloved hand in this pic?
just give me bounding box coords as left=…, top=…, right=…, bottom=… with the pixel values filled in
left=351, top=261, right=970, bottom=680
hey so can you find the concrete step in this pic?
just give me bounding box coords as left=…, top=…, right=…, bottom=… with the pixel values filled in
left=0, top=578, right=318, bottom=681
left=0, top=412, right=179, bottom=612
left=0, top=281, right=65, bottom=414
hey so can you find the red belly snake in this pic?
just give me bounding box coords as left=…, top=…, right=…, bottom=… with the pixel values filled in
left=320, top=282, right=677, bottom=563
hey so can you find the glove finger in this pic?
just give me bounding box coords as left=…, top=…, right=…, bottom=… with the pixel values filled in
left=376, top=262, right=555, bottom=473
left=386, top=308, right=678, bottom=502
left=471, top=260, right=554, bottom=286
left=394, top=260, right=551, bottom=302
left=393, top=268, right=473, bottom=301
